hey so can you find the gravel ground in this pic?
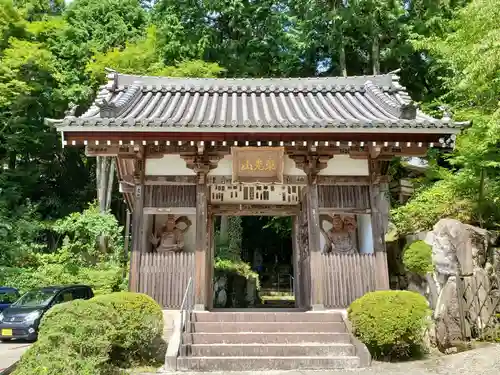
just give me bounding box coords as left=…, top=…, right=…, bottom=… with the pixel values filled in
left=152, top=343, right=500, bottom=375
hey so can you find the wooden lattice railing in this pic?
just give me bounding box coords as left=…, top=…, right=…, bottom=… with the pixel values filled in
left=322, top=253, right=377, bottom=308
left=139, top=252, right=195, bottom=308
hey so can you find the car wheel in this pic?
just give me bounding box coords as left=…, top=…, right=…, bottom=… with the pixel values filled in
left=0, top=338, right=12, bottom=342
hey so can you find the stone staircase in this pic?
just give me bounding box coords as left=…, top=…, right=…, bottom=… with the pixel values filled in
left=177, top=311, right=369, bottom=371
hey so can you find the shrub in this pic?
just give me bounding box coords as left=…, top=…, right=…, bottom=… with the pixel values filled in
left=403, top=240, right=433, bottom=275
left=348, top=291, right=431, bottom=360
left=13, top=292, right=163, bottom=375
left=14, top=300, right=116, bottom=375
left=92, top=292, right=163, bottom=364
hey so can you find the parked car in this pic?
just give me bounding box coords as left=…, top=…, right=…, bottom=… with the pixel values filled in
left=0, top=285, right=94, bottom=342
left=0, top=288, right=20, bottom=312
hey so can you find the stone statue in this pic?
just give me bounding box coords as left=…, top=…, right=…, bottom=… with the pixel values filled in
left=151, top=215, right=185, bottom=253
left=321, top=214, right=357, bottom=254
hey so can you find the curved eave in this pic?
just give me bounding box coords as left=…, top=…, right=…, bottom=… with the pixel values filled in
left=55, top=121, right=466, bottom=133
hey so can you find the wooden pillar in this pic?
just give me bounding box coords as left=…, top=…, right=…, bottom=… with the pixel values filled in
left=291, top=216, right=302, bottom=308
left=129, top=151, right=145, bottom=293
left=194, top=167, right=209, bottom=310
left=369, top=157, right=390, bottom=290
left=307, top=175, right=325, bottom=310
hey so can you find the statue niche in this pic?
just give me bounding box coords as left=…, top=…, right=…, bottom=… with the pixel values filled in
left=320, top=214, right=358, bottom=254
left=151, top=215, right=192, bottom=253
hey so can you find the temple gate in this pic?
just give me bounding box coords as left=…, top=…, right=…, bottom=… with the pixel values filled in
left=50, top=72, right=465, bottom=310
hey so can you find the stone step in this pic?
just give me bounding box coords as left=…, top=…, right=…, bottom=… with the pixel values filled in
left=183, top=332, right=352, bottom=345
left=177, top=356, right=361, bottom=371
left=191, top=321, right=346, bottom=333
left=191, top=312, right=343, bottom=323
left=184, top=343, right=355, bottom=357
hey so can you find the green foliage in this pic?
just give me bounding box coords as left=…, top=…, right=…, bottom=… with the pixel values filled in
left=402, top=240, right=433, bottom=275
left=481, top=314, right=500, bottom=343
left=13, top=292, right=163, bottom=375
left=51, top=203, right=124, bottom=264
left=391, top=0, right=500, bottom=233
left=64, top=0, right=147, bottom=53
left=348, top=290, right=431, bottom=360
left=91, top=292, right=163, bottom=365
left=1, top=262, right=125, bottom=295
left=392, top=172, right=477, bottom=233
left=0, top=203, right=126, bottom=295
left=262, top=216, right=292, bottom=239
left=214, top=257, right=260, bottom=290
left=86, top=26, right=223, bottom=87
left=14, top=300, right=116, bottom=375
left=215, top=216, right=259, bottom=288
left=0, top=204, right=45, bottom=266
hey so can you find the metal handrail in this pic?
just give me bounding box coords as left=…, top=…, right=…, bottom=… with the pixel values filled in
left=277, top=273, right=295, bottom=295
left=178, top=277, right=193, bottom=355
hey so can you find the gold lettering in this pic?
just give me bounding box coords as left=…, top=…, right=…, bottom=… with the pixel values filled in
left=265, top=158, right=276, bottom=171
left=254, top=158, right=265, bottom=171
left=240, top=159, right=252, bottom=171
left=239, top=155, right=277, bottom=173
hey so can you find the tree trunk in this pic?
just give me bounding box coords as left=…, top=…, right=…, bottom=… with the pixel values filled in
left=96, top=156, right=116, bottom=253
left=339, top=38, right=347, bottom=77
left=372, top=33, right=380, bottom=75
left=105, top=158, right=115, bottom=212
left=478, top=168, right=485, bottom=228
left=332, top=0, right=347, bottom=77
left=220, top=216, right=229, bottom=244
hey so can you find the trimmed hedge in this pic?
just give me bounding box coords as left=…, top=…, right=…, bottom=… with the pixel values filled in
left=403, top=240, right=433, bottom=275
left=92, top=292, right=163, bottom=364
left=13, top=292, right=163, bottom=375
left=348, top=290, right=430, bottom=360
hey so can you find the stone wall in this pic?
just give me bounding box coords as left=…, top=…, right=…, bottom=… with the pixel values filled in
left=424, top=219, right=500, bottom=351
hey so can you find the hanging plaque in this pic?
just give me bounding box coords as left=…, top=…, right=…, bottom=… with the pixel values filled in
left=232, top=147, right=284, bottom=184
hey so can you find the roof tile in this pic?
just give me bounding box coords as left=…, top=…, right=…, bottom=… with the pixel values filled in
left=57, top=72, right=465, bottom=131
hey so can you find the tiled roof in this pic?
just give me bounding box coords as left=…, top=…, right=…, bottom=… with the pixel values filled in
left=55, top=72, right=464, bottom=131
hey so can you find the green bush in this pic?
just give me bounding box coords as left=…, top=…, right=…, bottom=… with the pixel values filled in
left=14, top=292, right=163, bottom=375
left=403, top=240, right=433, bottom=275
left=348, top=291, right=431, bottom=360
left=14, top=300, right=116, bottom=375
left=1, top=262, right=126, bottom=295
left=92, top=292, right=163, bottom=364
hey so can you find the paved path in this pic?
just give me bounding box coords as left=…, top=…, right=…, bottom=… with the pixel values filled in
left=155, top=344, right=500, bottom=375
left=0, top=342, right=30, bottom=373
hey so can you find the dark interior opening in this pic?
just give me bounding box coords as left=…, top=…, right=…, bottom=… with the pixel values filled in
left=212, top=216, right=295, bottom=309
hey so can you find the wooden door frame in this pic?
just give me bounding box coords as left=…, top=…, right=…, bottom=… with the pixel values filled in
left=207, top=205, right=302, bottom=310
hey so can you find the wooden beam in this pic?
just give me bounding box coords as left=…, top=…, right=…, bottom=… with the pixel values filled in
left=194, top=166, right=210, bottom=310
left=317, top=176, right=370, bottom=185
left=369, top=157, right=390, bottom=290
left=86, top=144, right=135, bottom=157
left=318, top=207, right=371, bottom=214
left=210, top=204, right=300, bottom=216
left=145, top=175, right=197, bottom=185
left=65, top=130, right=456, bottom=144
left=307, top=181, right=325, bottom=310
left=143, top=207, right=197, bottom=215
left=129, top=148, right=145, bottom=293
left=119, top=181, right=134, bottom=194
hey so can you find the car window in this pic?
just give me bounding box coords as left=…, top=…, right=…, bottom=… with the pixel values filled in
left=0, top=291, right=19, bottom=304
left=71, top=288, right=89, bottom=300
left=53, top=291, right=73, bottom=304
left=13, top=289, right=58, bottom=308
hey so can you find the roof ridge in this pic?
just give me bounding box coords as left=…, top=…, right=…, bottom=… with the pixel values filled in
left=113, top=72, right=395, bottom=81
left=364, top=80, right=417, bottom=120
left=95, top=83, right=142, bottom=117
